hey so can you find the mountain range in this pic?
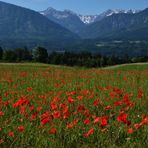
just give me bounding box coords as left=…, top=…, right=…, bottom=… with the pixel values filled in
left=0, top=1, right=79, bottom=49
left=40, top=7, right=148, bottom=40
left=81, top=8, right=148, bottom=39
left=0, top=1, right=148, bottom=51
left=40, top=8, right=141, bottom=35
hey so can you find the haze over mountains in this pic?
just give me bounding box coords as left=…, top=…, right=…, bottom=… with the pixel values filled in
left=0, top=0, right=148, bottom=52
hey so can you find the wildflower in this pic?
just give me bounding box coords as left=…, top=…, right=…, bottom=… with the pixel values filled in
left=134, top=123, right=143, bottom=129
left=4, top=92, right=9, bottom=97
left=27, top=87, right=33, bottom=91
left=117, top=111, right=128, bottom=124
left=84, top=128, right=95, bottom=137
left=100, top=116, right=108, bottom=127
left=84, top=119, right=91, bottom=125
left=93, top=99, right=99, bottom=106
left=77, top=105, right=85, bottom=112
left=142, top=118, right=148, bottom=124
left=41, top=118, right=49, bottom=126
left=67, top=119, right=78, bottom=129
left=77, top=96, right=84, bottom=100
left=94, top=116, right=108, bottom=127
left=52, top=111, right=61, bottom=119
left=104, top=105, right=112, bottom=110
left=127, top=128, right=134, bottom=134
left=63, top=111, right=71, bottom=119
left=94, top=117, right=100, bottom=124
left=17, top=126, right=25, bottom=132
left=42, top=112, right=49, bottom=118
left=63, top=106, right=69, bottom=114
left=30, top=113, right=37, bottom=121
left=68, top=96, right=75, bottom=103
left=29, top=106, right=34, bottom=111
left=123, top=94, right=129, bottom=101
left=8, top=132, right=14, bottom=137
left=92, top=115, right=97, bottom=119
left=51, top=104, right=57, bottom=110
left=36, top=106, right=42, bottom=111
left=13, top=99, right=29, bottom=108
left=0, top=139, right=4, bottom=144
left=114, top=101, right=122, bottom=106
left=137, top=90, right=144, bottom=98
left=49, top=128, right=57, bottom=135
left=0, top=111, right=4, bottom=117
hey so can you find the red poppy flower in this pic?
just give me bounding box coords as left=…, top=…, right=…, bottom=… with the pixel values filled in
left=28, top=106, right=34, bottom=111
left=117, top=112, right=128, bottom=124
left=41, top=118, right=49, bottom=126
left=13, top=99, right=29, bottom=108
left=0, top=139, right=4, bottom=144
left=100, top=116, right=108, bottom=127
left=37, top=106, right=42, bottom=111
left=52, top=111, right=61, bottom=119
left=114, top=101, right=122, bottom=106
left=30, top=113, right=37, bottom=121
left=17, top=126, right=25, bottom=132
left=49, top=128, right=57, bottom=135
left=68, top=96, right=75, bottom=103
left=134, top=123, right=143, bottom=129
left=67, top=119, right=78, bottom=129
left=83, top=128, right=95, bottom=137
left=142, top=118, right=148, bottom=124
left=84, top=119, right=91, bottom=125
left=27, top=87, right=33, bottom=91
left=93, top=100, right=99, bottom=106
left=8, top=132, right=14, bottom=137
left=63, top=111, right=71, bottom=119
left=51, top=104, right=57, bottom=110
left=0, top=111, right=4, bottom=117
left=63, top=106, right=69, bottom=114
left=42, top=112, right=49, bottom=118
left=127, top=128, right=134, bottom=134
left=77, top=105, right=85, bottom=112
left=94, top=117, right=100, bottom=124
left=104, top=105, right=112, bottom=111
left=137, top=90, right=144, bottom=98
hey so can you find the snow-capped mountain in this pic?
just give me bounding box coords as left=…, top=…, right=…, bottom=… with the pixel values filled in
left=100, top=9, right=141, bottom=17
left=40, top=7, right=141, bottom=35
left=78, top=15, right=98, bottom=24
left=40, top=7, right=141, bottom=25
left=40, top=7, right=85, bottom=34
left=78, top=9, right=141, bottom=24
left=40, top=7, right=76, bottom=19
left=79, top=8, right=148, bottom=39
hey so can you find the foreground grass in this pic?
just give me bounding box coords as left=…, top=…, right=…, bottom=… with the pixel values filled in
left=0, top=63, right=148, bottom=148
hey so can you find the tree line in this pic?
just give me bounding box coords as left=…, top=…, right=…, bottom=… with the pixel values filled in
left=0, top=46, right=147, bottom=67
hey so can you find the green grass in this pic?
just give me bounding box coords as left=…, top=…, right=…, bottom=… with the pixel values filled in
left=103, top=63, right=148, bottom=70
left=0, top=63, right=148, bottom=148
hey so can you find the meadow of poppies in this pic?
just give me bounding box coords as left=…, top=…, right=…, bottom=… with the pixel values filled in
left=0, top=63, right=148, bottom=147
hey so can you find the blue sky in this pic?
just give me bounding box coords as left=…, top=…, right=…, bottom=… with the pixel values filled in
left=1, top=0, right=148, bottom=14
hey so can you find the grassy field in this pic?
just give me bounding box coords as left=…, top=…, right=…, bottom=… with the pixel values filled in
left=0, top=63, right=148, bottom=148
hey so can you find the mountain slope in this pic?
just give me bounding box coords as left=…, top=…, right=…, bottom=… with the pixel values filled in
left=40, top=7, right=85, bottom=34
left=40, top=7, right=144, bottom=40
left=0, top=1, right=79, bottom=49
left=79, top=8, right=148, bottom=39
